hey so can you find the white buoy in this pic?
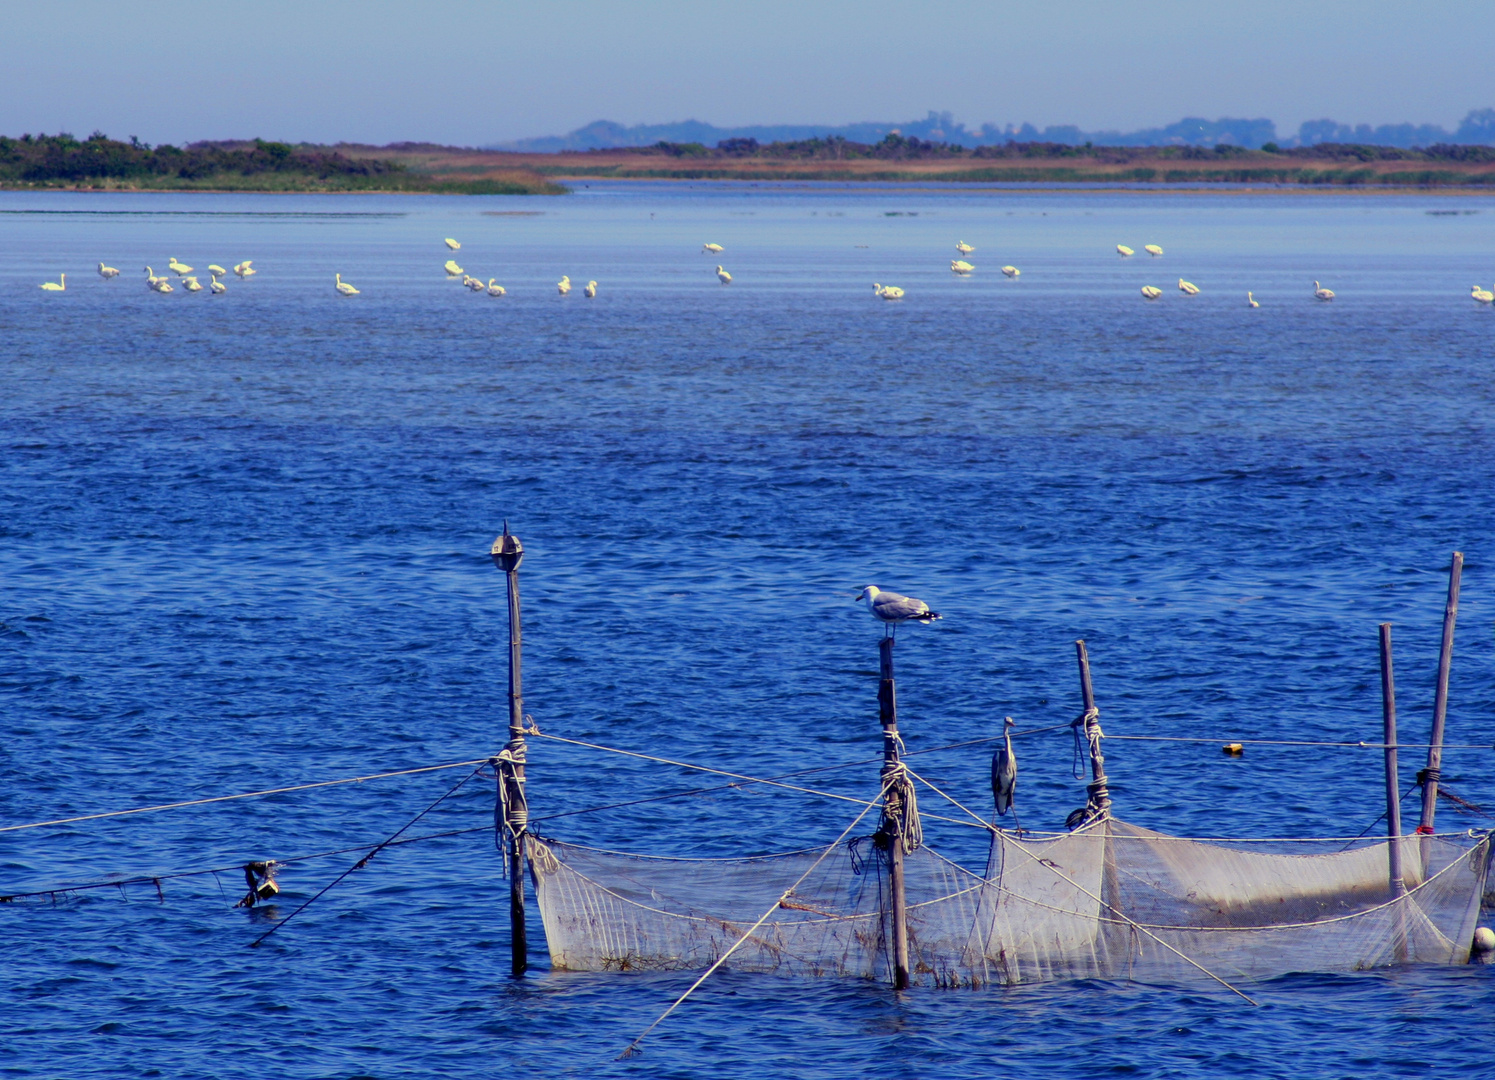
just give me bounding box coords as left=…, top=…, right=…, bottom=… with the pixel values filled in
left=1474, top=926, right=1495, bottom=954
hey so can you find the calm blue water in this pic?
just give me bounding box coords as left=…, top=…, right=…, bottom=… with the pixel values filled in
left=3, top=183, right=1495, bottom=1079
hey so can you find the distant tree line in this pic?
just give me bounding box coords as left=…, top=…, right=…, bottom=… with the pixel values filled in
left=0, top=132, right=403, bottom=183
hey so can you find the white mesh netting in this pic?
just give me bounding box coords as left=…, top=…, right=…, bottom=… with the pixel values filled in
left=527, top=820, right=1490, bottom=986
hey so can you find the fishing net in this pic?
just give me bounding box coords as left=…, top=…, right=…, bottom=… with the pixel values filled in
left=527, top=821, right=1490, bottom=986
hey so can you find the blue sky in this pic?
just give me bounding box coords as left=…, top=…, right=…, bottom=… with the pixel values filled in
left=6, top=1, right=1494, bottom=146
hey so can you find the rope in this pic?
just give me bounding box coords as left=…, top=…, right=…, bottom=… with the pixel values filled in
left=617, top=787, right=885, bottom=1059
left=0, top=758, right=493, bottom=835
left=248, top=765, right=486, bottom=947
left=1107, top=735, right=1495, bottom=750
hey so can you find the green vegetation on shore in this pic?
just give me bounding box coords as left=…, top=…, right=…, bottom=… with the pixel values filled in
left=0, top=132, right=565, bottom=194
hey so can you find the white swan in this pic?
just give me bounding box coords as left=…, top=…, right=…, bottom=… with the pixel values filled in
left=1001, top=265, right=1019, bottom=278
left=873, top=283, right=905, bottom=299
left=716, top=265, right=732, bottom=284
left=181, top=276, right=203, bottom=293
left=487, top=279, right=506, bottom=297
left=465, top=275, right=485, bottom=292
left=584, top=280, right=597, bottom=298
left=951, top=260, right=974, bottom=274
left=445, top=238, right=461, bottom=250
left=39, top=273, right=65, bottom=291
left=153, top=279, right=174, bottom=293
left=234, top=261, right=256, bottom=278
left=1471, top=285, right=1494, bottom=304
left=1117, top=245, right=1134, bottom=257
left=1247, top=291, right=1259, bottom=308
left=335, top=273, right=359, bottom=296
left=1144, top=244, right=1164, bottom=257
left=97, top=263, right=119, bottom=279
left=1141, top=285, right=1162, bottom=299
left=702, top=243, right=724, bottom=254
left=444, top=260, right=464, bottom=276
left=207, top=264, right=227, bottom=278
left=145, top=266, right=165, bottom=288
left=1313, top=281, right=1334, bottom=301
left=210, top=274, right=227, bottom=294
left=955, top=241, right=975, bottom=255
left=557, top=275, right=571, bottom=295
left=168, top=257, right=193, bottom=276
left=1178, top=278, right=1200, bottom=295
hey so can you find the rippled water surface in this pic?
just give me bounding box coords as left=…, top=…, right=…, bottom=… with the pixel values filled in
left=3, top=183, right=1495, bottom=1078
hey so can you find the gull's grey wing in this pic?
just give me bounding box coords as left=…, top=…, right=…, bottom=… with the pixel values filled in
left=870, top=591, right=930, bottom=621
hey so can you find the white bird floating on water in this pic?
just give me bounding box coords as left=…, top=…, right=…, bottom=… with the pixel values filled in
left=716, top=265, right=732, bottom=284
left=702, top=242, right=724, bottom=254
left=1145, top=244, right=1164, bottom=257
left=98, top=262, right=119, bottom=279
left=956, top=241, right=975, bottom=255
left=1247, top=291, right=1260, bottom=308
left=1002, top=265, right=1020, bottom=278
left=951, top=259, right=974, bottom=275
left=873, top=282, right=905, bottom=299
left=335, top=273, right=359, bottom=296
left=39, top=273, right=65, bottom=292
left=557, top=275, right=571, bottom=295
left=168, top=257, right=193, bottom=276
left=465, top=275, right=485, bottom=292
left=487, top=279, right=507, bottom=297
left=445, top=238, right=461, bottom=250
left=153, top=279, right=174, bottom=293
left=1117, top=245, right=1135, bottom=257
left=1314, top=281, right=1335, bottom=301
left=207, top=264, right=228, bottom=278
left=234, top=261, right=256, bottom=278
left=210, top=273, right=227, bottom=294
left=855, top=585, right=942, bottom=637
left=1178, top=278, right=1200, bottom=296
left=584, top=280, right=598, bottom=298
left=181, top=276, right=203, bottom=293
left=1141, top=285, right=1162, bottom=299
left=1472, top=285, right=1495, bottom=304
left=444, top=260, right=464, bottom=277
left=991, top=717, right=1017, bottom=817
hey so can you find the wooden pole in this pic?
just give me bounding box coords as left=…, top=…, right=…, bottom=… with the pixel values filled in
left=1074, top=640, right=1110, bottom=819
left=1418, top=552, right=1462, bottom=836
left=1379, top=622, right=1409, bottom=963
left=877, top=636, right=911, bottom=990
left=492, top=525, right=528, bottom=976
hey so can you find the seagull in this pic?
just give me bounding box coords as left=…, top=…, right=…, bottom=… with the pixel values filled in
left=716, top=265, right=732, bottom=284
left=445, top=238, right=461, bottom=250
left=956, top=241, right=975, bottom=255
left=557, top=275, right=571, bottom=295
left=951, top=260, right=974, bottom=275
left=39, top=273, right=65, bottom=292
left=487, top=279, right=506, bottom=297
left=168, top=257, right=193, bottom=276
left=702, top=242, right=724, bottom=254
left=1141, top=285, right=1162, bottom=299
left=1472, top=285, right=1495, bottom=304
left=444, top=260, right=464, bottom=277
left=1247, top=291, right=1259, bottom=308
left=207, top=264, right=228, bottom=278
left=1001, top=265, right=1019, bottom=278
left=991, top=717, right=1017, bottom=816
left=1178, top=278, right=1200, bottom=295
left=855, top=585, right=941, bottom=637
left=97, top=262, right=120, bottom=279
left=335, top=273, right=359, bottom=296
left=1314, top=281, right=1334, bottom=301
left=1117, top=245, right=1134, bottom=257
left=873, top=283, right=904, bottom=299
left=1144, top=244, right=1164, bottom=257
left=210, top=273, right=227, bottom=294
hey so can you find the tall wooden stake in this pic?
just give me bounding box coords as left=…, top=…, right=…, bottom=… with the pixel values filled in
left=877, top=636, right=911, bottom=990
left=1379, top=622, right=1409, bottom=962
left=1418, top=552, right=1463, bottom=836
left=1074, top=640, right=1111, bottom=820
left=492, top=525, right=529, bottom=976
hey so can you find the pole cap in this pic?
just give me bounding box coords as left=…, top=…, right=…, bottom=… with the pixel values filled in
left=491, top=522, right=524, bottom=572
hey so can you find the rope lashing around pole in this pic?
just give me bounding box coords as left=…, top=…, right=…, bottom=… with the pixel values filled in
left=878, top=760, right=923, bottom=854
left=617, top=788, right=885, bottom=1060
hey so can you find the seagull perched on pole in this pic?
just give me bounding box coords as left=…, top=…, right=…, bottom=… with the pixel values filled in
left=855, top=585, right=941, bottom=637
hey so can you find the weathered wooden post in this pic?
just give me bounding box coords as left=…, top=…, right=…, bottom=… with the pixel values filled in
left=491, top=524, right=529, bottom=976
left=877, top=636, right=911, bottom=990
left=1418, top=552, right=1462, bottom=837
left=1379, top=622, right=1408, bottom=962
left=1074, top=640, right=1111, bottom=822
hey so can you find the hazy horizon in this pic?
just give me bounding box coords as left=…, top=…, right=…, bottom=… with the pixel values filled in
left=4, top=1, right=1493, bottom=148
